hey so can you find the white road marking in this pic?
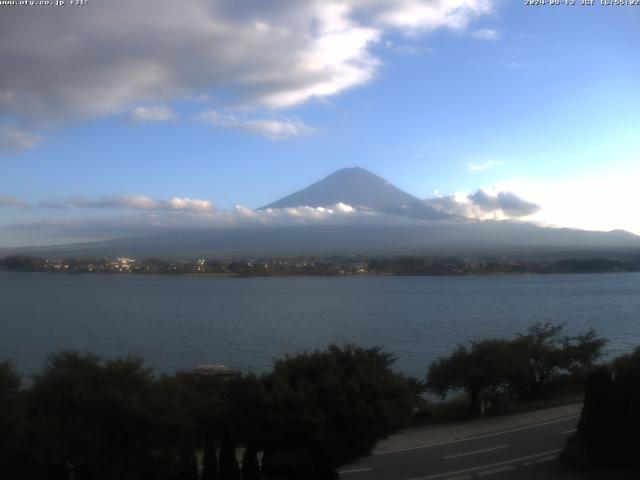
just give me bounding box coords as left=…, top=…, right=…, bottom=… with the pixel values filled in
left=374, top=415, right=578, bottom=455
left=477, top=465, right=515, bottom=476
left=339, top=467, right=372, bottom=474
left=402, top=449, right=562, bottom=480
left=443, top=445, right=508, bottom=460
left=561, top=429, right=577, bottom=435
left=535, top=455, right=558, bottom=463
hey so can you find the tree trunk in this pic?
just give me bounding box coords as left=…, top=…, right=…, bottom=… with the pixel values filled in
left=241, top=444, right=261, bottom=480
left=219, top=433, right=241, bottom=480
left=202, top=435, right=219, bottom=480
left=177, top=449, right=198, bottom=480
left=470, top=388, right=481, bottom=414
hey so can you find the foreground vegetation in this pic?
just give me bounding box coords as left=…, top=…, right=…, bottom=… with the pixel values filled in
left=563, top=346, right=640, bottom=470
left=0, top=345, right=412, bottom=480
left=425, top=323, right=605, bottom=415
left=0, top=324, right=608, bottom=479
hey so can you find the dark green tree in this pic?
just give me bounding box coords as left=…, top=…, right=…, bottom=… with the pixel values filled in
left=261, top=344, right=413, bottom=478
left=571, top=347, right=640, bottom=468
left=28, top=351, right=159, bottom=479
left=150, top=375, right=202, bottom=479
left=219, top=432, right=241, bottom=480
left=0, top=360, right=26, bottom=477
left=509, top=323, right=605, bottom=399
left=427, top=339, right=512, bottom=413
left=177, top=449, right=199, bottom=480
left=201, top=434, right=219, bottom=480
left=577, top=366, right=613, bottom=465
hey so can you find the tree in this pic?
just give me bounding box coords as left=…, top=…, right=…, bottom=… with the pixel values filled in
left=0, top=361, right=25, bottom=476
left=576, top=366, right=613, bottom=465
left=219, top=432, right=241, bottom=480
left=560, top=329, right=607, bottom=377
left=177, top=449, right=199, bottom=480
left=150, top=375, right=202, bottom=480
left=427, top=340, right=512, bottom=413
left=1, top=255, right=45, bottom=271
left=201, top=434, right=219, bottom=480
left=509, top=323, right=605, bottom=400
left=241, top=444, right=261, bottom=480
left=261, top=344, right=413, bottom=478
left=28, top=351, right=160, bottom=479
left=571, top=347, right=640, bottom=468
left=427, top=324, right=607, bottom=412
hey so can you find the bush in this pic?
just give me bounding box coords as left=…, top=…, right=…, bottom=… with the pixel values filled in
left=261, top=344, right=413, bottom=476
left=427, top=323, right=606, bottom=413
left=573, top=347, right=640, bottom=468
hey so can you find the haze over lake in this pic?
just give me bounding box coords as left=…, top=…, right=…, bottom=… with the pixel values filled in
left=2, top=271, right=640, bottom=379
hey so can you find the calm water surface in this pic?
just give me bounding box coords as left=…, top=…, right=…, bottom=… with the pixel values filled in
left=1, top=271, right=640, bottom=378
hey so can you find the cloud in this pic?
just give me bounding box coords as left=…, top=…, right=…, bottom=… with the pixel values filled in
left=0, top=201, right=390, bottom=246
left=492, top=169, right=640, bottom=234
left=426, top=188, right=540, bottom=220
left=0, top=125, right=42, bottom=151
left=198, top=111, right=316, bottom=140
left=0, top=1, right=495, bottom=125
left=385, top=40, right=434, bottom=56
left=47, top=195, right=216, bottom=213
left=0, top=195, right=28, bottom=208
left=243, top=118, right=316, bottom=140
left=470, top=28, right=501, bottom=41
left=364, top=0, right=494, bottom=33
left=130, top=105, right=178, bottom=122
left=469, top=190, right=540, bottom=217
left=465, top=160, right=504, bottom=172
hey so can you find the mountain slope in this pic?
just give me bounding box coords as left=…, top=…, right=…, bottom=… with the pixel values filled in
left=262, top=167, right=415, bottom=209
left=262, top=167, right=447, bottom=220
left=6, top=222, right=640, bottom=260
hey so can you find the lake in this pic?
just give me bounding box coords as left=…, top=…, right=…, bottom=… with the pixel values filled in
left=1, top=271, right=640, bottom=379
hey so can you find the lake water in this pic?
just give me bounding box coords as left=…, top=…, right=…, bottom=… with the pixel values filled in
left=1, top=271, right=640, bottom=379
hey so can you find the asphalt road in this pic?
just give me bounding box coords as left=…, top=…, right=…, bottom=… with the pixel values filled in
left=339, top=413, right=579, bottom=480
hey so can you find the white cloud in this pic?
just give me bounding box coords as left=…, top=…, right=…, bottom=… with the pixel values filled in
left=0, top=1, right=495, bottom=125
left=0, top=125, right=42, bottom=151
left=243, top=119, right=315, bottom=140
left=166, top=198, right=214, bottom=212
left=198, top=111, right=316, bottom=140
left=426, top=165, right=640, bottom=235
left=425, top=188, right=540, bottom=220
left=364, top=0, right=494, bottom=33
left=470, top=28, right=501, bottom=41
left=130, top=105, right=178, bottom=122
left=59, top=195, right=215, bottom=213
left=465, top=160, right=504, bottom=171
left=493, top=169, right=640, bottom=235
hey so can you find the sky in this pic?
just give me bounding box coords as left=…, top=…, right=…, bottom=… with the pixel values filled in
left=0, top=0, right=639, bottom=247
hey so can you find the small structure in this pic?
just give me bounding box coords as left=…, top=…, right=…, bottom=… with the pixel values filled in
left=176, top=364, right=240, bottom=380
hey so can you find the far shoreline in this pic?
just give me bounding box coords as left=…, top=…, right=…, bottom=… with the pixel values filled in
left=1, top=269, right=638, bottom=279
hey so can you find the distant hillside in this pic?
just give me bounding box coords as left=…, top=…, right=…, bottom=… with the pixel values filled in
left=5, top=222, right=640, bottom=260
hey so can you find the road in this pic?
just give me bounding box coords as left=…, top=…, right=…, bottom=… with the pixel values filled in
left=339, top=409, right=580, bottom=480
